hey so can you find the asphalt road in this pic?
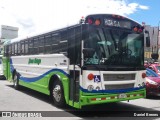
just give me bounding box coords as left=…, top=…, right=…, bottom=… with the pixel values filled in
left=0, top=80, right=160, bottom=120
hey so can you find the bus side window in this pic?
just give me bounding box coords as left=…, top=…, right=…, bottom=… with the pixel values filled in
left=25, top=40, right=28, bottom=55
left=15, top=43, right=18, bottom=55
left=75, top=26, right=81, bottom=65
left=9, top=45, right=12, bottom=56
left=4, top=46, right=6, bottom=57
left=21, top=41, right=25, bottom=55
left=52, top=34, right=60, bottom=53
left=45, top=34, right=52, bottom=54
left=17, top=42, right=21, bottom=55
left=28, top=39, right=33, bottom=54
left=12, top=43, right=15, bottom=56
left=68, top=28, right=75, bottom=64
left=33, top=38, right=38, bottom=54
left=59, top=31, right=68, bottom=55
left=38, top=36, right=45, bottom=54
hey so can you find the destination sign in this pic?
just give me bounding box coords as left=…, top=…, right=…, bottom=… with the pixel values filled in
left=104, top=18, right=131, bottom=29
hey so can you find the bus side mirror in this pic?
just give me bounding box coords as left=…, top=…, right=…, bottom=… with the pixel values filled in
left=146, top=37, right=150, bottom=47
left=145, top=30, right=150, bottom=47
left=83, top=48, right=95, bottom=58
left=151, top=53, right=159, bottom=60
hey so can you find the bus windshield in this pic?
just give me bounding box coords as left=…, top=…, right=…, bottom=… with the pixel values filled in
left=84, top=27, right=144, bottom=67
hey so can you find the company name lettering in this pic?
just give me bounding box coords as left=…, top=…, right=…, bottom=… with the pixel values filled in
left=28, top=58, right=41, bottom=65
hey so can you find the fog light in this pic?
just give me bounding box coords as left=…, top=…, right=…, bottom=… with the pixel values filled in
left=142, top=82, right=145, bottom=87
left=87, top=85, right=94, bottom=91
left=95, top=86, right=100, bottom=91
left=138, top=84, right=141, bottom=87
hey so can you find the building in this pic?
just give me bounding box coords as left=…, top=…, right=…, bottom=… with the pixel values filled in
left=0, top=25, right=18, bottom=54
left=144, top=25, right=160, bottom=60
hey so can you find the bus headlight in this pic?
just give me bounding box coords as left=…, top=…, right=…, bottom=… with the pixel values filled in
left=87, top=85, right=94, bottom=91
left=147, top=79, right=158, bottom=85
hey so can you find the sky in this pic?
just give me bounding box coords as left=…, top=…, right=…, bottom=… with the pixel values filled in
left=0, top=0, right=160, bottom=37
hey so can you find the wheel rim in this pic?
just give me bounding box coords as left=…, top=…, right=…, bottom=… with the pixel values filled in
left=53, top=85, right=61, bottom=102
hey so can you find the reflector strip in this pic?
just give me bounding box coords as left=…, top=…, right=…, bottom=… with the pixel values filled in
left=90, top=94, right=143, bottom=101
left=134, top=94, right=137, bottom=96
left=91, top=98, right=96, bottom=101
left=96, top=98, right=101, bottom=101
left=130, top=95, right=134, bottom=97
left=101, top=97, right=106, bottom=100
left=111, top=96, right=115, bottom=99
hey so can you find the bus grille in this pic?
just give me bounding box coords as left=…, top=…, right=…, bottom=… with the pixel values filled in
left=103, top=73, right=135, bottom=81
left=105, top=83, right=134, bottom=90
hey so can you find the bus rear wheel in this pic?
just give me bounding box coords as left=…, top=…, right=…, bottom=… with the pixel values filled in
left=13, top=73, right=19, bottom=90
left=51, top=80, right=65, bottom=108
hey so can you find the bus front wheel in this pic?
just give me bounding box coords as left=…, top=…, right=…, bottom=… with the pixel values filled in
left=13, top=73, right=19, bottom=90
left=51, top=79, right=65, bottom=108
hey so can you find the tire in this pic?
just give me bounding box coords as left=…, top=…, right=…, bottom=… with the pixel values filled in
left=51, top=79, right=66, bottom=108
left=13, top=73, right=19, bottom=90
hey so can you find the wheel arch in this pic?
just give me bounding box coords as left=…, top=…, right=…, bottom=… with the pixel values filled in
left=12, top=69, right=17, bottom=80
left=49, top=74, right=61, bottom=91
left=48, top=73, right=69, bottom=105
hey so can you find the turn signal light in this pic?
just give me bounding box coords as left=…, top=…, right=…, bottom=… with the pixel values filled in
left=142, top=73, right=146, bottom=78
left=133, top=27, right=138, bottom=32
left=88, top=73, right=94, bottom=80
left=87, top=18, right=94, bottom=24
left=133, top=26, right=144, bottom=33
left=95, top=19, right=101, bottom=25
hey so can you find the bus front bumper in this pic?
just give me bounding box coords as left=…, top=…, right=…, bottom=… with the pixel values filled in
left=79, top=89, right=146, bottom=107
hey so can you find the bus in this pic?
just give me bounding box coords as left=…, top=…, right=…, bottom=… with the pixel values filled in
left=0, top=54, right=5, bottom=79
left=3, top=14, right=148, bottom=109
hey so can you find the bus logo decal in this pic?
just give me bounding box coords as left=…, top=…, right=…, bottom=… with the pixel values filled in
left=28, top=58, right=41, bottom=65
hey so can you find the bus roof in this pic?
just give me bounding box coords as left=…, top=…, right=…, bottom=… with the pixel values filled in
left=85, top=13, right=142, bottom=26
left=8, top=23, right=79, bottom=45
left=6, top=14, right=143, bottom=45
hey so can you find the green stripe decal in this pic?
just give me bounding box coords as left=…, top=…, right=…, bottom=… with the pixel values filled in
left=20, top=68, right=69, bottom=82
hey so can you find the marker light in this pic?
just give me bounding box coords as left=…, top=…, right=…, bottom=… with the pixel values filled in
left=138, top=28, right=143, bottom=33
left=87, top=18, right=94, bottom=24
left=133, top=27, right=138, bottom=32
left=88, top=73, right=94, bottom=80
left=112, top=14, right=125, bottom=19
left=95, top=19, right=101, bottom=25
left=142, top=73, right=146, bottom=78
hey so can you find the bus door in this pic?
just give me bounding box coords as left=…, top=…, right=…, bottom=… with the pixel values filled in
left=68, top=26, right=81, bottom=104
left=3, top=46, right=10, bottom=80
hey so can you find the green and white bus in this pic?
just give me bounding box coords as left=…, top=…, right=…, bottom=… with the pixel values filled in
left=3, top=14, right=147, bottom=109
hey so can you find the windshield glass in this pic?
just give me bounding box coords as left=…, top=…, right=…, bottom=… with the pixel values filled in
left=156, top=66, right=160, bottom=73
left=146, top=68, right=159, bottom=77
left=84, top=27, right=144, bottom=67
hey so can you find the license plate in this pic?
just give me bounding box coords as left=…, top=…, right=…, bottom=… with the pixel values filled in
left=118, top=93, right=127, bottom=99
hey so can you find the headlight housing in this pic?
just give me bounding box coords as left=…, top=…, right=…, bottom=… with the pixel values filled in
left=146, top=79, right=158, bottom=85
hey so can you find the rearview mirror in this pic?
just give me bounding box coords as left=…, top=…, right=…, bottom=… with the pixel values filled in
left=151, top=53, right=159, bottom=60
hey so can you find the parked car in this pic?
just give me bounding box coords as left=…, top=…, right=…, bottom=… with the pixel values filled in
left=146, top=68, right=160, bottom=96
left=145, top=61, right=160, bottom=76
